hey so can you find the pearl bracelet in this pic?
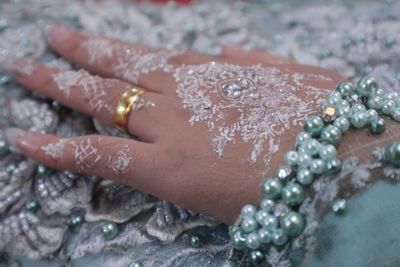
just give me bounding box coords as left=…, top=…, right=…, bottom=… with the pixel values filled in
left=226, top=76, right=400, bottom=266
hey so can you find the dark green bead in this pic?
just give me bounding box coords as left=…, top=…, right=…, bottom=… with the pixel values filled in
left=326, top=159, right=342, bottom=174
left=26, top=200, right=40, bottom=213
left=69, top=211, right=85, bottom=228
left=0, top=139, right=10, bottom=158
left=370, top=117, right=386, bottom=134
left=320, top=125, right=342, bottom=145
left=220, top=260, right=238, bottom=267
left=6, top=164, right=16, bottom=175
left=385, top=142, right=400, bottom=167
left=189, top=235, right=202, bottom=248
left=332, top=199, right=347, bottom=215
left=336, top=82, right=354, bottom=97
left=249, top=250, right=265, bottom=266
left=36, top=164, right=53, bottom=177
left=304, top=116, right=325, bottom=137
left=128, top=261, right=144, bottom=267
left=102, top=221, right=119, bottom=240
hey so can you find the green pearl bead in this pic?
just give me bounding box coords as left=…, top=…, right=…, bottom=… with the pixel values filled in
left=326, top=158, right=342, bottom=174
left=271, top=228, right=288, bottom=246
left=357, top=76, right=378, bottom=97
left=259, top=214, right=278, bottom=230
left=295, top=132, right=312, bottom=146
left=245, top=232, right=261, bottom=250
left=249, top=250, right=265, bottom=265
left=284, top=150, right=298, bottom=167
left=241, top=204, right=257, bottom=218
left=351, top=103, right=366, bottom=113
left=381, top=100, right=397, bottom=115
left=304, top=116, right=325, bottom=137
left=102, top=221, right=119, bottom=240
left=220, top=260, right=238, bottom=267
left=231, top=229, right=246, bottom=250
left=350, top=111, right=369, bottom=128
left=69, top=211, right=85, bottom=228
left=310, top=159, right=326, bottom=174
left=297, top=153, right=312, bottom=168
left=255, top=210, right=269, bottom=224
left=333, top=117, right=350, bottom=133
left=370, top=117, right=386, bottom=134
left=258, top=228, right=272, bottom=243
left=385, top=92, right=399, bottom=101
left=26, top=200, right=40, bottom=213
left=385, top=141, right=400, bottom=167
left=0, top=139, right=10, bottom=158
left=280, top=212, right=305, bottom=237
left=296, top=168, right=314, bottom=185
left=327, top=92, right=342, bottom=106
left=367, top=96, right=384, bottom=110
left=261, top=179, right=282, bottom=200
left=319, top=144, right=337, bottom=161
left=320, top=125, right=342, bottom=145
left=366, top=109, right=379, bottom=122
left=302, top=139, right=321, bottom=156
left=241, top=217, right=258, bottom=233
left=336, top=82, right=354, bottom=97
left=260, top=199, right=276, bottom=213
left=337, top=106, right=352, bottom=119
left=189, top=235, right=202, bottom=248
left=392, top=107, right=400, bottom=122
left=282, top=183, right=305, bottom=206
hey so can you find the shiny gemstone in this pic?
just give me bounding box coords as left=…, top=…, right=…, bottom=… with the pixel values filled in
left=322, top=106, right=337, bottom=123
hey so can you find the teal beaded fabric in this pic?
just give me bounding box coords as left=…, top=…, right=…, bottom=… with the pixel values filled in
left=1, top=0, right=400, bottom=267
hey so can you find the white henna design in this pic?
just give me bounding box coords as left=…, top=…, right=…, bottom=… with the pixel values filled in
left=41, top=139, right=68, bottom=160
left=107, top=144, right=132, bottom=176
left=70, top=139, right=102, bottom=169
left=174, top=62, right=330, bottom=164
left=82, top=38, right=179, bottom=84
left=52, top=70, right=113, bottom=113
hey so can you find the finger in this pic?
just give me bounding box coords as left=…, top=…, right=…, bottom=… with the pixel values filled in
left=4, top=128, right=169, bottom=197
left=12, top=62, right=170, bottom=142
left=44, top=24, right=180, bottom=94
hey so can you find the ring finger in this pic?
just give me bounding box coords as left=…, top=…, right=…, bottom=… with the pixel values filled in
left=12, top=62, right=169, bottom=142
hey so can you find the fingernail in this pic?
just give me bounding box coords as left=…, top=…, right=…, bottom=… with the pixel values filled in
left=17, top=132, right=43, bottom=153
left=44, top=24, right=71, bottom=44
left=7, top=59, right=36, bottom=76
left=4, top=128, right=25, bottom=153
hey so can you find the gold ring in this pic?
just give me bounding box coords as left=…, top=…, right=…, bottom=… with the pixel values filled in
left=115, top=87, right=145, bottom=131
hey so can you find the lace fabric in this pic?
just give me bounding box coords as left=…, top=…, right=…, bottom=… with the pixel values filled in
left=0, top=0, right=399, bottom=267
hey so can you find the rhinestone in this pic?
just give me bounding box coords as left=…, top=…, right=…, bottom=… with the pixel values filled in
left=322, top=106, right=337, bottom=123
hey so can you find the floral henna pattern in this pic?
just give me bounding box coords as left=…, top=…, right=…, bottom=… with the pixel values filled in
left=174, top=62, right=331, bottom=164
left=82, top=38, right=179, bottom=84
left=106, top=144, right=132, bottom=176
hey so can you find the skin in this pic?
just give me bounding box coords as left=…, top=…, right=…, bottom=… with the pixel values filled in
left=8, top=25, right=400, bottom=225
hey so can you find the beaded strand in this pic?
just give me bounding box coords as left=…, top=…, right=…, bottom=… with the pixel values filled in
left=227, top=76, right=400, bottom=266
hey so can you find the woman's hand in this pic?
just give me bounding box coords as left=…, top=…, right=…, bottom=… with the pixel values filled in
left=5, top=25, right=344, bottom=224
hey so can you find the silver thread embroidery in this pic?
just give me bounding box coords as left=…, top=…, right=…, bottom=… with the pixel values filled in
left=174, top=62, right=331, bottom=163
left=82, top=38, right=179, bottom=84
